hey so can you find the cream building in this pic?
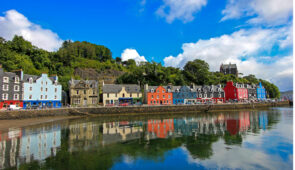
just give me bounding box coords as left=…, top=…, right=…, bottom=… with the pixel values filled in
left=68, top=79, right=99, bottom=107
left=102, top=84, right=142, bottom=106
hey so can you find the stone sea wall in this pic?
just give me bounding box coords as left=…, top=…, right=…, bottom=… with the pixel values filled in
left=0, top=101, right=290, bottom=120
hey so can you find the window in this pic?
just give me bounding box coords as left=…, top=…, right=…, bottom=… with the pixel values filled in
left=115, top=93, right=117, bottom=97
left=41, top=87, right=43, bottom=91
left=93, top=90, right=95, bottom=95
left=157, top=90, right=159, bottom=93
left=157, top=95, right=159, bottom=99
left=84, top=90, right=86, bottom=94
left=13, top=94, right=19, bottom=100
left=137, top=93, right=139, bottom=97
left=46, top=88, right=48, bottom=92
left=151, top=95, right=153, bottom=99
left=2, top=93, right=8, bottom=100
left=45, top=95, right=47, bottom=99
left=210, top=94, right=213, bottom=98
left=162, top=90, right=164, bottom=93
left=2, top=84, right=8, bottom=91
left=76, top=90, right=79, bottom=95
left=46, top=81, right=48, bottom=85
left=219, top=94, right=221, bottom=98
left=30, top=87, right=32, bottom=91
left=29, top=95, right=32, bottom=99
left=151, top=89, right=154, bottom=93
left=168, top=95, right=171, bottom=99
left=107, top=93, right=109, bottom=98
left=204, top=94, right=207, bottom=98
left=41, top=81, right=43, bottom=85
left=14, top=85, right=19, bottom=91
left=130, top=94, right=132, bottom=97
left=163, top=95, right=165, bottom=99
left=15, top=76, right=19, bottom=83
left=55, top=95, right=57, bottom=99
left=29, top=78, right=33, bottom=84
left=3, top=77, right=8, bottom=83
left=40, top=95, right=43, bottom=99
left=200, top=94, right=202, bottom=98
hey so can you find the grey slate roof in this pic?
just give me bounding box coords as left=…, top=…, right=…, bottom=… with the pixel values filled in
left=69, top=79, right=98, bottom=88
left=221, top=63, right=237, bottom=69
left=103, top=84, right=141, bottom=93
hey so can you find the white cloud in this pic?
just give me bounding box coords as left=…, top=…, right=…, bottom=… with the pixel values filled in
left=221, top=0, right=293, bottom=25
left=0, top=9, right=63, bottom=51
left=156, top=0, right=207, bottom=23
left=121, top=48, right=147, bottom=64
left=163, top=26, right=293, bottom=91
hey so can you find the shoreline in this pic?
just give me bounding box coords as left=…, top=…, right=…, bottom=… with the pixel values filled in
left=0, top=101, right=290, bottom=120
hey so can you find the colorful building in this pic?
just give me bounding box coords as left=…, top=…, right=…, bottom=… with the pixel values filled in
left=194, top=85, right=225, bottom=103
left=0, top=67, right=23, bottom=109
left=223, top=81, right=248, bottom=101
left=257, top=82, right=266, bottom=100
left=246, top=84, right=257, bottom=101
left=68, top=79, right=99, bottom=107
left=102, top=84, right=142, bottom=106
left=172, top=86, right=197, bottom=105
left=145, top=85, right=173, bottom=105
left=23, top=73, right=62, bottom=109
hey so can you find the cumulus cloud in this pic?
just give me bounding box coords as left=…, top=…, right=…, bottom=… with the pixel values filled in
left=156, top=0, right=207, bottom=23
left=221, top=0, right=293, bottom=25
left=0, top=9, right=63, bottom=51
left=163, top=26, right=293, bottom=91
left=121, top=48, right=147, bottom=64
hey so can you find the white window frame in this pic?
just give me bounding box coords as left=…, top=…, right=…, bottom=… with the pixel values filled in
left=2, top=84, right=9, bottom=91
left=29, top=78, right=33, bottom=84
left=2, top=93, right=8, bottom=100
left=3, top=77, right=9, bottom=83
left=13, top=94, right=19, bottom=100
left=14, top=85, right=19, bottom=91
left=15, top=76, right=19, bottom=83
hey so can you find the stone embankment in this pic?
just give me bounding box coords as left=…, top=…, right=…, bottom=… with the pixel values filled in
left=0, top=101, right=290, bottom=120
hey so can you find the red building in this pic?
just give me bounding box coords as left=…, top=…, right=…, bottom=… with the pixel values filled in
left=224, top=81, right=248, bottom=101
left=148, top=119, right=174, bottom=138
left=0, top=101, right=23, bottom=109
left=146, top=86, right=173, bottom=105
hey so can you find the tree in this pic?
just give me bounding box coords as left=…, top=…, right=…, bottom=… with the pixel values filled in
left=183, top=59, right=210, bottom=85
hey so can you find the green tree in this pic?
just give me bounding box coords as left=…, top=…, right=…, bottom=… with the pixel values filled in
left=183, top=59, right=210, bottom=85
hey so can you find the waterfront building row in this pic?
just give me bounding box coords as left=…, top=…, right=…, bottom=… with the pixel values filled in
left=0, top=67, right=62, bottom=109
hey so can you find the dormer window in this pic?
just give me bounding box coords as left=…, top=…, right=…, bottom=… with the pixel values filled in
left=29, top=78, right=33, bottom=84
left=15, top=76, right=19, bottom=83
left=3, top=77, right=8, bottom=83
left=151, top=89, right=154, bottom=93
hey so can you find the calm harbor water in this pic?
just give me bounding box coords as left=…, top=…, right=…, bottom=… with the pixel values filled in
left=0, top=107, right=293, bottom=170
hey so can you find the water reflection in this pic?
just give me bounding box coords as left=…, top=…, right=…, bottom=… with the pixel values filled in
left=0, top=108, right=292, bottom=169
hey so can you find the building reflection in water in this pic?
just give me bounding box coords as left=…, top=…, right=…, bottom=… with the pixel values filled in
left=0, top=124, right=61, bottom=169
left=0, top=110, right=274, bottom=169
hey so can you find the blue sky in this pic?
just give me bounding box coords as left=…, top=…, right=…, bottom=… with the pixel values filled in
left=0, top=0, right=293, bottom=91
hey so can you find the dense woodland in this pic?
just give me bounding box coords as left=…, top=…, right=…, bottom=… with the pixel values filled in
left=0, top=36, right=280, bottom=98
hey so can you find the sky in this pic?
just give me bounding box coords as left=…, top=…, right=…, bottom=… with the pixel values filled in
left=0, top=0, right=293, bottom=91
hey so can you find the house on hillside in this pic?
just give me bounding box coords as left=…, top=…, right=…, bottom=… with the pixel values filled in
left=220, top=63, right=238, bottom=77
left=68, top=79, right=99, bottom=107
left=102, top=84, right=142, bottom=106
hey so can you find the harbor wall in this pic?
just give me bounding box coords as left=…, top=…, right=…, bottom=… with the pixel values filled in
left=0, top=101, right=290, bottom=120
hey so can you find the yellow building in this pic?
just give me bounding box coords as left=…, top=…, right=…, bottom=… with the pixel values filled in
left=68, top=79, right=99, bottom=107
left=102, top=83, right=142, bottom=106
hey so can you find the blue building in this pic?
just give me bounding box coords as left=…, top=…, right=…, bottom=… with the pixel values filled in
left=172, top=86, right=197, bottom=105
left=257, top=82, right=266, bottom=100
left=23, top=73, right=62, bottom=109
